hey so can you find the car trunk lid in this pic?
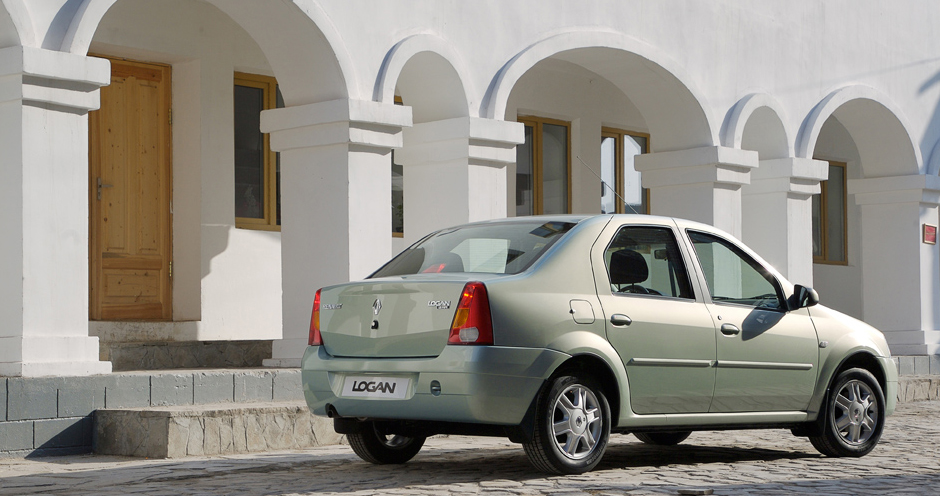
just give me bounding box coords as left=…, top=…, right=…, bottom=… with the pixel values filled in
left=318, top=279, right=468, bottom=358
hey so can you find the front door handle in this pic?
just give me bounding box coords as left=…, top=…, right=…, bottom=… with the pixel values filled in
left=610, top=314, right=632, bottom=327
left=720, top=323, right=741, bottom=336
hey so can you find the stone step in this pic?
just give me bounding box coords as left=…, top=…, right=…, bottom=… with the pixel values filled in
left=94, top=402, right=344, bottom=458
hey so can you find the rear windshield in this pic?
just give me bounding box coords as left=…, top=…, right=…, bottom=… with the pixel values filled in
left=370, top=221, right=578, bottom=277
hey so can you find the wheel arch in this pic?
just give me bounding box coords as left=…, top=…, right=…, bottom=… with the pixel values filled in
left=552, top=353, right=623, bottom=425
left=810, top=347, right=889, bottom=419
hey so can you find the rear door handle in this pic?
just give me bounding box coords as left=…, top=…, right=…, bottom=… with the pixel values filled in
left=720, top=323, right=740, bottom=336
left=610, top=314, right=632, bottom=327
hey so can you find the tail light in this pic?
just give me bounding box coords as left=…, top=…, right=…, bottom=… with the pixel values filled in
left=308, top=289, right=322, bottom=346
left=448, top=282, right=493, bottom=345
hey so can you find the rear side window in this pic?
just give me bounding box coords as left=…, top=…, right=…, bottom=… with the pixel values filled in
left=371, top=221, right=577, bottom=277
left=605, top=226, right=694, bottom=299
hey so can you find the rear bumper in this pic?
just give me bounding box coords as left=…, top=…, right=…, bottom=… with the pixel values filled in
left=301, top=345, right=570, bottom=425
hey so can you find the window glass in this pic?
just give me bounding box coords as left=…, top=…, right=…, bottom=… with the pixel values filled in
left=392, top=161, right=404, bottom=235
left=371, top=220, right=577, bottom=278
left=600, top=129, right=648, bottom=214
left=600, top=136, right=617, bottom=214
left=234, top=85, right=265, bottom=219
left=542, top=123, right=568, bottom=214
left=688, top=230, right=784, bottom=310
left=516, top=124, right=535, bottom=216
left=604, top=226, right=693, bottom=299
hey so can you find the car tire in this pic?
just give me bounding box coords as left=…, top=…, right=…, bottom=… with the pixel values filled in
left=633, top=431, right=691, bottom=446
left=523, top=374, right=611, bottom=474
left=347, top=421, right=426, bottom=464
left=808, top=367, right=885, bottom=457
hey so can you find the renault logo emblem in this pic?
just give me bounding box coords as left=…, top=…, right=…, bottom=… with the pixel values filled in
left=372, top=298, right=382, bottom=316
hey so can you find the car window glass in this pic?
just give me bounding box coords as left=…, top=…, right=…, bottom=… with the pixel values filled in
left=604, top=226, right=694, bottom=299
left=687, top=230, right=784, bottom=310
left=371, top=221, right=577, bottom=277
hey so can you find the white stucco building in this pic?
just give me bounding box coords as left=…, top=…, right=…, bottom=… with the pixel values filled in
left=2, top=0, right=939, bottom=377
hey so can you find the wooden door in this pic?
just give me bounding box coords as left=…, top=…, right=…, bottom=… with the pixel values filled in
left=89, top=58, right=172, bottom=320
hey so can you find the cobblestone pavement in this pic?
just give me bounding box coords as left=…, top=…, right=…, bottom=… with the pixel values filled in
left=2, top=401, right=939, bottom=496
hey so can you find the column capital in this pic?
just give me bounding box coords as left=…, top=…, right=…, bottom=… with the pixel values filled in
left=261, top=98, right=412, bottom=152
left=744, top=158, right=829, bottom=198
left=849, top=174, right=940, bottom=206
left=0, top=46, right=110, bottom=113
left=396, top=117, right=524, bottom=168
left=635, top=146, right=758, bottom=188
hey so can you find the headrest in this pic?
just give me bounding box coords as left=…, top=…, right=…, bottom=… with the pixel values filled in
left=609, top=249, right=648, bottom=285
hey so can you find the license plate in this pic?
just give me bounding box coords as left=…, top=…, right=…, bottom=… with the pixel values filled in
left=341, top=376, right=410, bottom=399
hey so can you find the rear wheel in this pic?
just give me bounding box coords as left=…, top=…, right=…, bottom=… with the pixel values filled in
left=523, top=374, right=611, bottom=474
left=809, top=368, right=885, bottom=457
left=347, top=421, right=426, bottom=464
left=633, top=431, right=691, bottom=446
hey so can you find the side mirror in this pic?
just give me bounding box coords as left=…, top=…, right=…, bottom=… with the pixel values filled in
left=788, top=285, right=820, bottom=311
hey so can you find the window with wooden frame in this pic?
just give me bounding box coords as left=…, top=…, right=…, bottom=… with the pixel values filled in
left=516, top=116, right=571, bottom=216
left=234, top=72, right=282, bottom=230
left=600, top=128, right=650, bottom=214
left=392, top=96, right=405, bottom=237
left=812, top=160, right=847, bottom=264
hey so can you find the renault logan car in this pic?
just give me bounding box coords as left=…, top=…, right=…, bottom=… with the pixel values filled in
left=301, top=215, right=897, bottom=474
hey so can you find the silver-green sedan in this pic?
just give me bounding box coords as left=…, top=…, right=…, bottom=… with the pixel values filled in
left=301, top=215, right=897, bottom=474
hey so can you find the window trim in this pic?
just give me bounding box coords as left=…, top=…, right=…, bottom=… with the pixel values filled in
left=813, top=160, right=848, bottom=265
left=517, top=115, right=572, bottom=215
left=234, top=72, right=280, bottom=231
left=601, top=127, right=651, bottom=214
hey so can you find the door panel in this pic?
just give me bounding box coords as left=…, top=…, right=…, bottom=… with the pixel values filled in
left=596, top=224, right=716, bottom=415
left=90, top=58, right=172, bottom=321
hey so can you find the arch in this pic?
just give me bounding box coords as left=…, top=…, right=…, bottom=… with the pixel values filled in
left=484, top=29, right=716, bottom=152
left=797, top=85, right=922, bottom=177
left=723, top=93, right=792, bottom=160
left=0, top=0, right=33, bottom=47
left=375, top=33, right=472, bottom=117
left=60, top=0, right=356, bottom=104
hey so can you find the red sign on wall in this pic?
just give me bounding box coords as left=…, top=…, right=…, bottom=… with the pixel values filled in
left=924, top=224, right=937, bottom=245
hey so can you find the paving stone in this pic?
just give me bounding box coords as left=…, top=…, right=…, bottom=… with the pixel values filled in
left=34, top=417, right=90, bottom=449
left=913, top=355, right=930, bottom=375
left=194, top=372, right=234, bottom=404
left=0, top=421, right=33, bottom=451
left=57, top=386, right=101, bottom=418
left=6, top=378, right=58, bottom=421
left=929, top=354, right=940, bottom=375
left=898, top=356, right=915, bottom=375
left=151, top=373, right=193, bottom=407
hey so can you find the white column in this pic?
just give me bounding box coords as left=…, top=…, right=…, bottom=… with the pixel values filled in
left=741, top=158, right=829, bottom=285
left=635, top=146, right=758, bottom=239
left=260, top=99, right=411, bottom=367
left=0, top=47, right=112, bottom=377
left=394, top=117, right=523, bottom=246
left=850, top=175, right=940, bottom=356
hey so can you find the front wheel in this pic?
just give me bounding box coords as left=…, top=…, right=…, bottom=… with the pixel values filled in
left=809, top=368, right=885, bottom=457
left=347, top=421, right=426, bottom=464
left=523, top=374, right=611, bottom=474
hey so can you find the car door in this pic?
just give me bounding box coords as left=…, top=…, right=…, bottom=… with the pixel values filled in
left=594, top=222, right=716, bottom=415
left=685, top=229, right=819, bottom=413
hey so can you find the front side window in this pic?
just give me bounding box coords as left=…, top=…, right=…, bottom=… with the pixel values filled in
left=601, top=128, right=649, bottom=214
left=605, top=226, right=693, bottom=299
left=688, top=230, right=784, bottom=310
left=812, top=160, right=847, bottom=264
left=234, top=72, right=282, bottom=229
left=516, top=116, right=570, bottom=216
left=371, top=220, right=577, bottom=278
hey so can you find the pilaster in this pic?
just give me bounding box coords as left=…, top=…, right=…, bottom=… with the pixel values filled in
left=849, top=174, right=940, bottom=355
left=635, top=146, right=758, bottom=238
left=741, top=158, right=829, bottom=285
left=259, top=99, right=412, bottom=366
left=0, top=47, right=111, bottom=377
left=394, top=117, right=523, bottom=245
